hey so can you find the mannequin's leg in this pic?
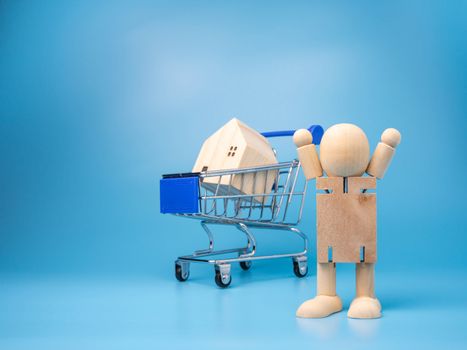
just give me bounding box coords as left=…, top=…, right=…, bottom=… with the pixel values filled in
left=296, top=263, right=343, bottom=318
left=347, top=263, right=382, bottom=319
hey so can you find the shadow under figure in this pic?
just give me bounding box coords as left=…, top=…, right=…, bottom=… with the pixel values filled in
left=293, top=123, right=401, bottom=319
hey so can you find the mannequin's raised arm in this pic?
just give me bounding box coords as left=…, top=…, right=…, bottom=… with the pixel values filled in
left=293, top=129, right=323, bottom=180
left=366, top=128, right=401, bottom=179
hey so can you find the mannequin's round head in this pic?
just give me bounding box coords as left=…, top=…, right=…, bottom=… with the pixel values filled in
left=320, top=123, right=370, bottom=177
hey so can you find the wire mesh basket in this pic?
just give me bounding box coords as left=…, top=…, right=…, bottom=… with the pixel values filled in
left=160, top=125, right=323, bottom=287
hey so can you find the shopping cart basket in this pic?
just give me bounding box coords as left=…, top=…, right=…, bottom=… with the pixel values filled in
left=160, top=125, right=323, bottom=287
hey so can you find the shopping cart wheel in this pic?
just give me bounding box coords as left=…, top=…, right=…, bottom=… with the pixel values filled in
left=214, top=264, right=232, bottom=288
left=239, top=261, right=252, bottom=271
left=175, top=261, right=190, bottom=282
left=293, top=259, right=308, bottom=278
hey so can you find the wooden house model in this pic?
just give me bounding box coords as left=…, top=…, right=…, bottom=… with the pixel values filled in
left=192, top=118, right=278, bottom=201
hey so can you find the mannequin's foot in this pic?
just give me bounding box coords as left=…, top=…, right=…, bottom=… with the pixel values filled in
left=347, top=297, right=382, bottom=319
left=296, top=295, right=343, bottom=318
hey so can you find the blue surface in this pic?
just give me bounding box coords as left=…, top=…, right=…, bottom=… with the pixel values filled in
left=1, top=268, right=466, bottom=349
left=261, top=124, right=324, bottom=144
left=1, top=0, right=467, bottom=349
left=160, top=176, right=199, bottom=214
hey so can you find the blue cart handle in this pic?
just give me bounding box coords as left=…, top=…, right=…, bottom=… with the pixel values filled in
left=261, top=124, right=324, bottom=145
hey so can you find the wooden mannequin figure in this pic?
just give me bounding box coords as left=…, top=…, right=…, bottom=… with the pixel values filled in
left=293, top=124, right=401, bottom=319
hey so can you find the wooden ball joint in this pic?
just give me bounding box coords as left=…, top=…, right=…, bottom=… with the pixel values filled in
left=294, top=123, right=401, bottom=320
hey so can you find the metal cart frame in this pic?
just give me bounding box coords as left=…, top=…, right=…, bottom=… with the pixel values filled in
left=171, top=160, right=309, bottom=287
left=160, top=125, right=323, bottom=287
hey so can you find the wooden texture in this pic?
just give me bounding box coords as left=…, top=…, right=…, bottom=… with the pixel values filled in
left=356, top=263, right=375, bottom=298
left=297, top=144, right=322, bottom=180
left=366, top=128, right=401, bottom=179
left=319, top=124, right=370, bottom=177
left=381, top=128, right=401, bottom=148
left=292, top=128, right=313, bottom=147
left=366, top=142, right=394, bottom=179
left=192, top=118, right=278, bottom=201
left=317, top=262, right=336, bottom=296
left=316, top=176, right=377, bottom=263
left=293, top=129, right=322, bottom=180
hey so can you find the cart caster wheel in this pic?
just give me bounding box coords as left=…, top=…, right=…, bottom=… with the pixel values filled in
left=239, top=261, right=251, bottom=271
left=214, top=265, right=232, bottom=288
left=215, top=271, right=231, bottom=288
left=175, top=262, right=190, bottom=282
left=293, top=260, right=308, bottom=278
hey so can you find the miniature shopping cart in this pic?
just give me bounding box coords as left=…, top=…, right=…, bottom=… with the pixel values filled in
left=160, top=125, right=323, bottom=288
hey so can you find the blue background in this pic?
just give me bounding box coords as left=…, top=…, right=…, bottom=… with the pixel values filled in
left=1, top=1, right=466, bottom=349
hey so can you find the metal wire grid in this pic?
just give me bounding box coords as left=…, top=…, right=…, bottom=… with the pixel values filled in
left=176, top=160, right=307, bottom=226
